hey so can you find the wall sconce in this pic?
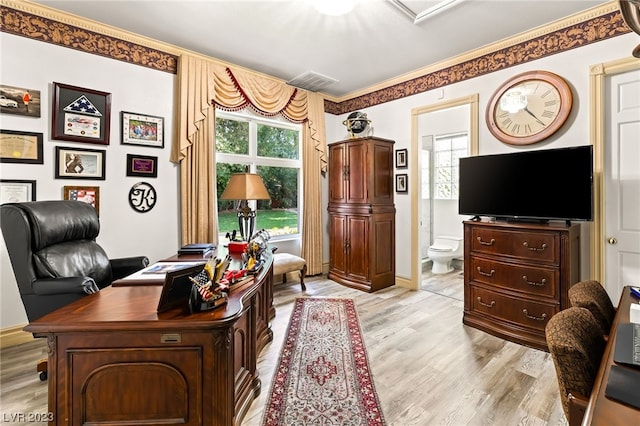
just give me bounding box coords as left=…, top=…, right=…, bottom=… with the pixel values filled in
left=220, top=172, right=271, bottom=241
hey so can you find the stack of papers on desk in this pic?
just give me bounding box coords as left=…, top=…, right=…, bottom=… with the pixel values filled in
left=123, top=261, right=206, bottom=280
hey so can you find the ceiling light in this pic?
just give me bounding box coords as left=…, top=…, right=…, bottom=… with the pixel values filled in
left=312, top=0, right=355, bottom=16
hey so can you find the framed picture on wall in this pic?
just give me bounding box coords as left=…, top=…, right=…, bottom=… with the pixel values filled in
left=395, top=148, right=407, bottom=168
left=0, top=179, right=36, bottom=203
left=396, top=174, right=408, bottom=193
left=126, top=153, right=158, bottom=178
left=121, top=111, right=164, bottom=148
left=0, top=129, right=43, bottom=164
left=63, top=185, right=100, bottom=214
left=55, top=146, right=106, bottom=180
left=0, top=84, right=41, bottom=118
left=52, top=82, right=111, bottom=145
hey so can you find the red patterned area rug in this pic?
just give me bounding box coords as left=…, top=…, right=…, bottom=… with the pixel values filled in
left=262, top=297, right=385, bottom=426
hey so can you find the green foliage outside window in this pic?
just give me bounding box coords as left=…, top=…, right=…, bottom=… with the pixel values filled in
left=215, top=114, right=301, bottom=239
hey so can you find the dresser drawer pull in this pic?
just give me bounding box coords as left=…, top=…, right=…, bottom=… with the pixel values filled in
left=523, top=241, right=547, bottom=252
left=522, top=309, right=547, bottom=321
left=477, top=237, right=496, bottom=246
left=477, top=267, right=495, bottom=277
left=477, top=297, right=495, bottom=308
left=522, top=275, right=547, bottom=287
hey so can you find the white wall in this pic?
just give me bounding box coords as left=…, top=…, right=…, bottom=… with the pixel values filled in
left=326, top=32, right=639, bottom=281
left=0, top=34, right=180, bottom=328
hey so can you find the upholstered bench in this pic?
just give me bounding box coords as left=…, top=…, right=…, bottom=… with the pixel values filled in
left=272, top=253, right=306, bottom=290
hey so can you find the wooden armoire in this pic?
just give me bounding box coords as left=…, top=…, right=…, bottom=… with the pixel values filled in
left=327, top=136, right=396, bottom=292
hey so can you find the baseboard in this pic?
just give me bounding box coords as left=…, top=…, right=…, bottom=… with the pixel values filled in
left=0, top=324, right=33, bottom=349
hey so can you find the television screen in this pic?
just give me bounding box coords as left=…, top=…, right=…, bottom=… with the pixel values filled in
left=458, top=145, right=593, bottom=222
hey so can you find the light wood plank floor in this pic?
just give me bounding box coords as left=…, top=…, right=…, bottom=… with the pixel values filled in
left=0, top=273, right=567, bottom=425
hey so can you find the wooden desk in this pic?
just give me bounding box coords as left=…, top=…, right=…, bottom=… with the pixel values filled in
left=582, top=286, right=640, bottom=425
left=24, top=253, right=274, bottom=426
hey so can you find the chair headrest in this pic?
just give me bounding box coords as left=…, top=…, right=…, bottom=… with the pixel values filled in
left=16, top=200, right=100, bottom=250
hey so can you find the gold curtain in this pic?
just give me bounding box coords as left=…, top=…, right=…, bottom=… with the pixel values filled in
left=301, top=91, right=326, bottom=275
left=172, top=55, right=217, bottom=245
left=173, top=55, right=327, bottom=274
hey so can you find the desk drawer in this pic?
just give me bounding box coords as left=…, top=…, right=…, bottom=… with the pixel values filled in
left=470, top=286, right=557, bottom=332
left=470, top=257, right=558, bottom=298
left=470, top=228, right=559, bottom=264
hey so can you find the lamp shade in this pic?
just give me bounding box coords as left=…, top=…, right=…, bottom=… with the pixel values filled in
left=220, top=173, right=271, bottom=200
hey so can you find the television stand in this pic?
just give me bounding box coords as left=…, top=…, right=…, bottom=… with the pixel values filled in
left=462, top=220, right=580, bottom=351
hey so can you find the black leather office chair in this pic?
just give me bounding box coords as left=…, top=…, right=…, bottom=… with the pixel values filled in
left=1, top=200, right=149, bottom=379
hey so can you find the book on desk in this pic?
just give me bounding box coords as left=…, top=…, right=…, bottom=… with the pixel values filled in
left=177, top=243, right=215, bottom=256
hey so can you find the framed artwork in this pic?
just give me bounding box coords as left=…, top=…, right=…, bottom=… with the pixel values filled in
left=0, top=129, right=43, bottom=164
left=126, top=153, right=158, bottom=178
left=52, top=82, right=111, bottom=145
left=63, top=185, right=100, bottom=214
left=55, top=146, right=106, bottom=180
left=121, top=111, right=164, bottom=148
left=0, top=84, right=41, bottom=118
left=0, top=179, right=36, bottom=203
left=395, top=148, right=408, bottom=168
left=396, top=174, right=408, bottom=193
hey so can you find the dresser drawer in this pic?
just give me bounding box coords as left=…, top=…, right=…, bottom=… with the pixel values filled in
left=470, top=257, right=559, bottom=298
left=470, top=227, right=559, bottom=264
left=470, top=286, right=557, bottom=332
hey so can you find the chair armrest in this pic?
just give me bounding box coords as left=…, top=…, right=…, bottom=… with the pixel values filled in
left=110, top=256, right=150, bottom=280
left=567, top=392, right=589, bottom=426
left=32, top=277, right=99, bottom=295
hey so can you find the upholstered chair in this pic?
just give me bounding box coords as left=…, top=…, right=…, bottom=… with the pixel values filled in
left=568, top=280, right=616, bottom=337
left=545, top=307, right=606, bottom=426
left=1, top=200, right=149, bottom=379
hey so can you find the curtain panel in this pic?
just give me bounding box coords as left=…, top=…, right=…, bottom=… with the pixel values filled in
left=173, top=55, right=326, bottom=275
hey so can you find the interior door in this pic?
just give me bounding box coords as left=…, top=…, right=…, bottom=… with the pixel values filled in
left=604, top=69, right=640, bottom=303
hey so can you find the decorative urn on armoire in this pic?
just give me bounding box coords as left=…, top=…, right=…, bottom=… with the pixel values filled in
left=327, top=136, right=396, bottom=292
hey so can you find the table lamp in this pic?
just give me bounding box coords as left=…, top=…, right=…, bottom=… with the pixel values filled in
left=220, top=172, right=271, bottom=241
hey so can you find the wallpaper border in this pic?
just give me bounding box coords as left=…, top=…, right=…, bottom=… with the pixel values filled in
left=0, top=1, right=631, bottom=114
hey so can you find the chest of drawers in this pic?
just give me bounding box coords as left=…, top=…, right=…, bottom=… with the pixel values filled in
left=463, top=220, right=580, bottom=351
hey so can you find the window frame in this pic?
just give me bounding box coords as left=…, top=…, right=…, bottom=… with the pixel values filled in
left=215, top=110, right=303, bottom=242
left=433, top=131, right=468, bottom=200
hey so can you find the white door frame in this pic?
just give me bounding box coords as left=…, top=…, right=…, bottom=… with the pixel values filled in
left=589, top=57, right=640, bottom=283
left=408, top=94, right=479, bottom=290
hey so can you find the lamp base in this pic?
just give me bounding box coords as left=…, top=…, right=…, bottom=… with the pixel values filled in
left=236, top=200, right=256, bottom=241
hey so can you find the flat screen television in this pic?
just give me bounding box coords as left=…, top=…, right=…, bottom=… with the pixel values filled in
left=458, top=145, right=593, bottom=223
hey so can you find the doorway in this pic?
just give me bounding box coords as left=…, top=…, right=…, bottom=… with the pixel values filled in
left=409, top=94, right=479, bottom=291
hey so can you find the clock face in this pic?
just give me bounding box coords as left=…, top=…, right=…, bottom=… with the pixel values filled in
left=486, top=71, right=572, bottom=145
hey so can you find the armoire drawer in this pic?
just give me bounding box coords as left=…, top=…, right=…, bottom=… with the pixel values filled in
left=470, top=257, right=559, bottom=298
left=470, top=227, right=559, bottom=264
left=469, top=286, right=558, bottom=332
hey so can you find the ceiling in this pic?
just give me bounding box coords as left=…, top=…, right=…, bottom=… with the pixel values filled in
left=33, top=0, right=608, bottom=98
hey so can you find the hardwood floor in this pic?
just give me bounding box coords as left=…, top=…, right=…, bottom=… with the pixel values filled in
left=0, top=273, right=567, bottom=425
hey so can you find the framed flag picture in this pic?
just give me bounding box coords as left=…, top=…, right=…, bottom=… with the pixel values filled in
left=63, top=185, right=100, bottom=214
left=51, top=82, right=111, bottom=145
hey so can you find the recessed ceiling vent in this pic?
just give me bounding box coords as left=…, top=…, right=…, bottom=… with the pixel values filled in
left=287, top=71, right=338, bottom=92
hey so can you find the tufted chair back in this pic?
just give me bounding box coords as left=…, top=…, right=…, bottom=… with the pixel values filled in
left=1, top=200, right=148, bottom=321
left=545, top=307, right=606, bottom=426
left=568, top=280, right=616, bottom=336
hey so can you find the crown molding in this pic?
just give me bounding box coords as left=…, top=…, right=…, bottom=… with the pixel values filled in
left=2, top=0, right=629, bottom=113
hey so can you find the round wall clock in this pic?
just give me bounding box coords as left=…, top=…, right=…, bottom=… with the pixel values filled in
left=128, top=182, right=156, bottom=212
left=486, top=70, right=573, bottom=145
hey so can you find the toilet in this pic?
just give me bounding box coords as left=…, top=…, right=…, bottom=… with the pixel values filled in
left=428, top=236, right=463, bottom=274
